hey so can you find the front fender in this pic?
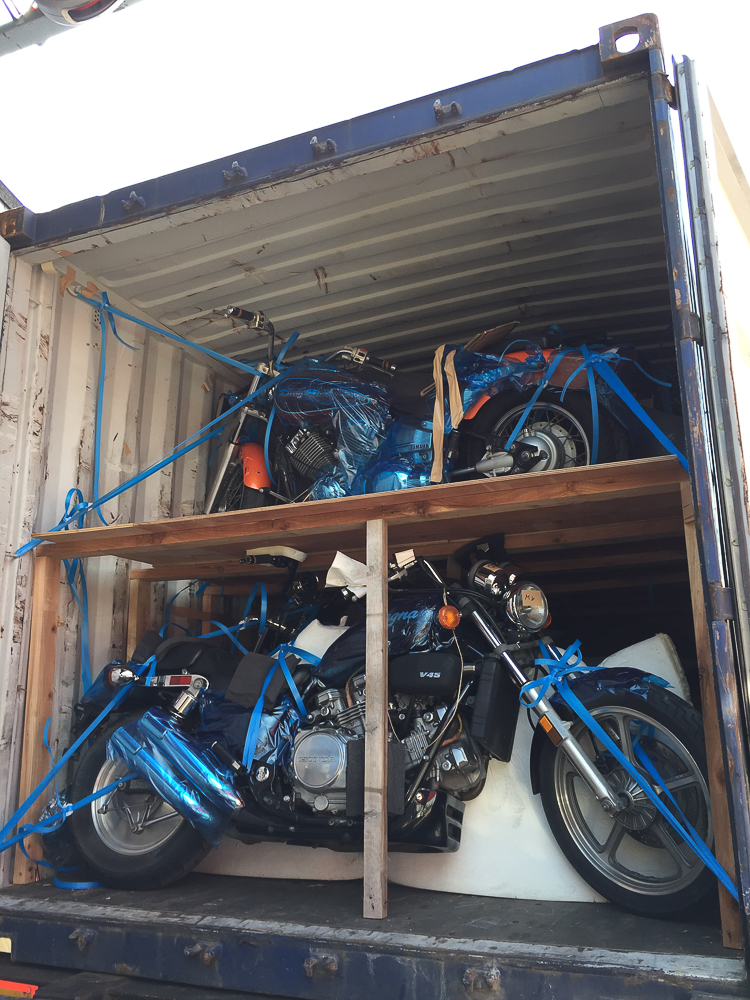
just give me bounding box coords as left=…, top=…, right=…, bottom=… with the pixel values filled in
left=528, top=667, right=669, bottom=794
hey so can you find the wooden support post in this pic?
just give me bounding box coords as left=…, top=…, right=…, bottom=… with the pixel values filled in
left=127, top=576, right=152, bottom=658
left=201, top=591, right=224, bottom=636
left=13, top=555, right=61, bottom=884
left=681, top=482, right=742, bottom=948
left=364, top=519, right=389, bottom=919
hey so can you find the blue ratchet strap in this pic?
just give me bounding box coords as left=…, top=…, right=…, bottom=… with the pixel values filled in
left=241, top=583, right=268, bottom=637
left=162, top=580, right=201, bottom=638
left=275, top=331, right=300, bottom=366
left=502, top=349, right=573, bottom=450
left=0, top=678, right=141, bottom=855
left=263, top=405, right=277, bottom=485
left=54, top=878, right=103, bottom=889
left=525, top=642, right=738, bottom=900
left=77, top=294, right=265, bottom=379
left=205, top=620, right=249, bottom=655
left=559, top=349, right=687, bottom=470
left=13, top=373, right=285, bottom=557
left=63, top=557, right=93, bottom=691
left=242, top=645, right=320, bottom=768
left=590, top=356, right=689, bottom=471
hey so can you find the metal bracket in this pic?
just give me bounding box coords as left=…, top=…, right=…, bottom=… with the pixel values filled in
left=434, top=98, right=461, bottom=121
left=599, top=14, right=662, bottom=74
left=222, top=160, right=248, bottom=184
left=303, top=953, right=339, bottom=977
left=121, top=191, right=146, bottom=214
left=652, top=71, right=677, bottom=110
left=711, top=585, right=735, bottom=622
left=0, top=206, right=37, bottom=249
left=69, top=928, right=97, bottom=951
left=310, top=136, right=337, bottom=160
left=463, top=966, right=501, bottom=993
left=679, top=309, right=702, bottom=343
left=184, top=941, right=222, bottom=965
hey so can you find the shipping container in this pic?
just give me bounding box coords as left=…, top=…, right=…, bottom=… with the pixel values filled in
left=0, top=13, right=749, bottom=998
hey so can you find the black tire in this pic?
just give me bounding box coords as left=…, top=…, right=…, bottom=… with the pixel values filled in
left=69, top=717, right=210, bottom=890
left=212, top=463, right=268, bottom=513
left=459, top=388, right=627, bottom=476
left=538, top=687, right=715, bottom=916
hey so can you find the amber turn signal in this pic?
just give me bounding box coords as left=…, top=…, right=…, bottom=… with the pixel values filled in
left=438, top=605, right=461, bottom=629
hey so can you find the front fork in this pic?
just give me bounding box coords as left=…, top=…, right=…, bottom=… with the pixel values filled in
left=463, top=601, right=622, bottom=815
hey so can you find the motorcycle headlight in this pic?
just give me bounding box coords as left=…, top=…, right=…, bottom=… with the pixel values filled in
left=506, top=582, right=548, bottom=632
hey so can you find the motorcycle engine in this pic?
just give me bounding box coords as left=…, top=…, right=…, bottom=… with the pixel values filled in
left=285, top=428, right=335, bottom=481
left=290, top=675, right=486, bottom=812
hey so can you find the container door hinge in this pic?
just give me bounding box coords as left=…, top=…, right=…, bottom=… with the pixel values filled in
left=652, top=71, right=677, bottom=110
left=710, top=585, right=735, bottom=622
left=679, top=309, right=702, bottom=343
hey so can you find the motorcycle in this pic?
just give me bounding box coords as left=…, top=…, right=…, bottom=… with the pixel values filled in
left=205, top=309, right=682, bottom=513
left=59, top=538, right=713, bottom=916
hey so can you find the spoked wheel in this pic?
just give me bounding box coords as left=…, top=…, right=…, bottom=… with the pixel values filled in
left=460, top=389, right=624, bottom=476
left=214, top=463, right=266, bottom=513
left=539, top=689, right=714, bottom=915
left=69, top=719, right=210, bottom=889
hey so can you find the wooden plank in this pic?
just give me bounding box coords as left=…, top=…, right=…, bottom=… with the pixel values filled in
left=13, top=556, right=61, bottom=885
left=126, top=577, right=152, bottom=659
left=681, top=482, right=742, bottom=949
left=364, top=519, right=389, bottom=920
left=32, top=457, right=687, bottom=561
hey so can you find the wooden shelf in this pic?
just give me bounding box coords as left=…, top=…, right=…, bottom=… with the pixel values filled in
left=33, top=456, right=687, bottom=574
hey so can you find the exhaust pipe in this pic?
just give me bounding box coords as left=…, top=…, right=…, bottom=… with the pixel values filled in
left=108, top=708, right=243, bottom=847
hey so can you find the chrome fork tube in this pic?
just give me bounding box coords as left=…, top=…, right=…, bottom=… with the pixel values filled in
left=466, top=604, right=621, bottom=814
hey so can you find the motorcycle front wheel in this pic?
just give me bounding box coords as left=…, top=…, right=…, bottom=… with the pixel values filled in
left=460, top=389, right=625, bottom=475
left=212, top=462, right=267, bottom=513
left=538, top=687, right=715, bottom=915
left=69, top=719, right=210, bottom=889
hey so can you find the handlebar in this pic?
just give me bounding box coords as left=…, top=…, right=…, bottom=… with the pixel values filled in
left=222, top=307, right=275, bottom=336
left=366, top=353, right=397, bottom=375
left=326, top=347, right=397, bottom=375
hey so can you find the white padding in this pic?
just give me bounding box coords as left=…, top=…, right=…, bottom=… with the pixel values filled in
left=290, top=619, right=349, bottom=659
left=599, top=633, right=691, bottom=704
left=198, top=634, right=689, bottom=901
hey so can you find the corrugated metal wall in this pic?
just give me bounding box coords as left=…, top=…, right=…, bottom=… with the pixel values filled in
left=0, top=253, right=234, bottom=884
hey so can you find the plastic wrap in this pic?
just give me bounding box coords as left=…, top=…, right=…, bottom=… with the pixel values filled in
left=108, top=709, right=243, bottom=847
left=357, top=415, right=434, bottom=494
left=252, top=695, right=302, bottom=765
left=274, top=359, right=391, bottom=490
left=548, top=667, right=670, bottom=710
left=197, top=691, right=301, bottom=767
left=314, top=592, right=455, bottom=686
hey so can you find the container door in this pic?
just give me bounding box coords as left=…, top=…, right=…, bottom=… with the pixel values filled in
left=655, top=54, right=750, bottom=946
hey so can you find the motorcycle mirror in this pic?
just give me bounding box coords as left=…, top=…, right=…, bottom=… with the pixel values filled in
left=462, top=321, right=520, bottom=354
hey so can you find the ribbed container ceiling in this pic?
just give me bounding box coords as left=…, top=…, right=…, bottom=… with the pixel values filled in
left=19, top=74, right=672, bottom=372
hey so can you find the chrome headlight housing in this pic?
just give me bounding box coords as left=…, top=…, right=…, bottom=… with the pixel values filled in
left=506, top=581, right=548, bottom=632
left=36, top=0, right=124, bottom=25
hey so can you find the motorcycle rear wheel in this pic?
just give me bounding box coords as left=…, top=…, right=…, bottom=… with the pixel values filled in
left=69, top=718, right=210, bottom=889
left=460, top=389, right=625, bottom=476
left=538, top=687, right=714, bottom=916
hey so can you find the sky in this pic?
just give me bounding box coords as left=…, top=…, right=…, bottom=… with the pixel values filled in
left=1, top=0, right=748, bottom=213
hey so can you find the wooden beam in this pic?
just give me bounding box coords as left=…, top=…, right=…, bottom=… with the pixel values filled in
left=201, top=592, right=224, bottom=637
left=31, top=457, right=686, bottom=561
left=13, top=555, right=61, bottom=884
left=681, top=482, right=742, bottom=949
left=126, top=577, right=152, bottom=659
left=364, top=519, right=389, bottom=919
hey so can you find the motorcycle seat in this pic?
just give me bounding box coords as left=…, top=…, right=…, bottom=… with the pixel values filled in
left=378, top=370, right=432, bottom=416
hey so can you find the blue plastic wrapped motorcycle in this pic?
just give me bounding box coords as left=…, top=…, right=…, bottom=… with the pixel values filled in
left=59, top=539, right=718, bottom=916
left=206, top=310, right=683, bottom=512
